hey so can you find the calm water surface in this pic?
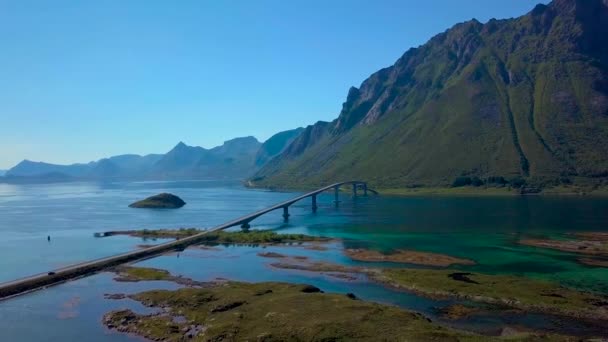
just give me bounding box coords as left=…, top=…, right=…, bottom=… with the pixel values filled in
left=1, top=181, right=607, bottom=340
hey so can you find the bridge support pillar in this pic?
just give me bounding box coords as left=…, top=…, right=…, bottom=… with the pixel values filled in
left=282, top=206, right=290, bottom=221
left=312, top=195, right=318, bottom=212
left=352, top=183, right=357, bottom=197
left=363, top=183, right=368, bottom=196
left=241, top=222, right=251, bottom=232
left=333, top=186, right=341, bottom=206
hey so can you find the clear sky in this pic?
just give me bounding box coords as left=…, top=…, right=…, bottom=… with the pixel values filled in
left=0, top=0, right=549, bottom=169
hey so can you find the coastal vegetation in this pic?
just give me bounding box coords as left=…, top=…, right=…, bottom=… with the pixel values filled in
left=345, top=248, right=475, bottom=267
left=98, top=228, right=329, bottom=245
left=96, top=227, right=201, bottom=238
left=270, top=260, right=608, bottom=321
left=196, top=231, right=328, bottom=245
left=103, top=280, right=576, bottom=341
left=519, top=232, right=608, bottom=266
left=113, top=266, right=171, bottom=281
left=371, top=269, right=608, bottom=321
left=111, top=266, right=210, bottom=287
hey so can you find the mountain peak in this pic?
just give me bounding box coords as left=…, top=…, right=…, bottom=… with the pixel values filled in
left=223, top=136, right=260, bottom=145
left=174, top=141, right=188, bottom=148
left=252, top=0, right=608, bottom=189
left=550, top=0, right=607, bottom=13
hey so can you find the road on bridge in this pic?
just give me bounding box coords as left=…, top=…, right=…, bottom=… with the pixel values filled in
left=0, top=181, right=376, bottom=300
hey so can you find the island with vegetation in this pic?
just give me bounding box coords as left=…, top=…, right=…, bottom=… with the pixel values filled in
left=96, top=228, right=330, bottom=244
left=269, top=260, right=608, bottom=322
left=519, top=232, right=608, bottom=267
left=103, top=266, right=577, bottom=341
left=128, top=193, right=186, bottom=209
left=97, top=229, right=608, bottom=339
left=345, top=248, right=475, bottom=267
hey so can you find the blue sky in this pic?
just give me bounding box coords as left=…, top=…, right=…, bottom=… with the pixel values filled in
left=0, top=0, right=548, bottom=169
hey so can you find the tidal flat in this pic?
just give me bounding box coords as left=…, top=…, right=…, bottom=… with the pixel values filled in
left=2, top=182, right=608, bottom=341
left=97, top=230, right=608, bottom=340
left=103, top=277, right=579, bottom=341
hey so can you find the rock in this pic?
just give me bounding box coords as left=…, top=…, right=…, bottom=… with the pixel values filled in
left=346, top=292, right=358, bottom=300
left=104, top=293, right=127, bottom=300
left=300, top=285, right=323, bottom=293
left=257, top=252, right=286, bottom=258
left=129, top=193, right=186, bottom=209
left=500, top=327, right=520, bottom=337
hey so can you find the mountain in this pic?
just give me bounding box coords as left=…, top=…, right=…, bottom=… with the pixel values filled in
left=6, top=160, right=92, bottom=178
left=4, top=136, right=271, bottom=182
left=252, top=0, right=608, bottom=190
left=254, top=128, right=304, bottom=166
left=149, top=137, right=262, bottom=179
left=149, top=142, right=208, bottom=177
left=6, top=153, right=163, bottom=180
left=1, top=172, right=75, bottom=184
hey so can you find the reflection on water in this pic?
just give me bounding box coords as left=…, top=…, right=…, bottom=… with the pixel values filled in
left=1, top=181, right=608, bottom=340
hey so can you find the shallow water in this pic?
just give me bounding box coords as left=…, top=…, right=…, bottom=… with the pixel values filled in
left=1, top=180, right=608, bottom=340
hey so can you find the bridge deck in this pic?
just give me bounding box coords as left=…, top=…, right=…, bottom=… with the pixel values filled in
left=0, top=181, right=374, bottom=300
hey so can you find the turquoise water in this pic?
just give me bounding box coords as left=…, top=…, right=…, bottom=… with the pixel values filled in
left=1, top=181, right=608, bottom=340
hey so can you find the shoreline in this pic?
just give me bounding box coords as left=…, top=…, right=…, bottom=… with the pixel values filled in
left=268, top=261, right=608, bottom=323
left=246, top=182, right=608, bottom=197
left=102, top=265, right=604, bottom=341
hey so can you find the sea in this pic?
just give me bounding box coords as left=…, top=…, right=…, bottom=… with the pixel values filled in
left=0, top=180, right=607, bottom=340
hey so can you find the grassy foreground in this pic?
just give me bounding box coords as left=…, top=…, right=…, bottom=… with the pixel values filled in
left=267, top=260, right=608, bottom=321
left=372, top=269, right=608, bottom=321
left=104, top=280, right=576, bottom=341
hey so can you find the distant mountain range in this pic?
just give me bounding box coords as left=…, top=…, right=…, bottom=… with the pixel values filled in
left=6, top=0, right=607, bottom=190
left=2, top=128, right=303, bottom=183
left=251, top=0, right=608, bottom=190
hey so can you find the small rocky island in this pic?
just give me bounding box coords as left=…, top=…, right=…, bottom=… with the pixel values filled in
left=128, top=193, right=186, bottom=209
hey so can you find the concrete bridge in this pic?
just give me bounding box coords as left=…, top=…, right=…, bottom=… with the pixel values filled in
left=0, top=181, right=376, bottom=300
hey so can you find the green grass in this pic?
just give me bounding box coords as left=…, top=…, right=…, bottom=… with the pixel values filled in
left=373, top=269, right=608, bottom=320
left=198, top=230, right=326, bottom=244
left=270, top=260, right=608, bottom=321
left=135, top=228, right=201, bottom=238
left=250, top=2, right=608, bottom=191
left=104, top=281, right=577, bottom=341
left=113, top=266, right=171, bottom=281
left=125, top=229, right=328, bottom=244
left=379, top=186, right=517, bottom=196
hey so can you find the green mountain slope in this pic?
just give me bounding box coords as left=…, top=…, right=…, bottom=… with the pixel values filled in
left=255, top=127, right=304, bottom=167
left=252, top=0, right=608, bottom=190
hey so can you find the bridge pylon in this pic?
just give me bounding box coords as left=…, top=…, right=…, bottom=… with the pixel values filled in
left=282, top=206, right=290, bottom=221
left=333, top=186, right=341, bottom=206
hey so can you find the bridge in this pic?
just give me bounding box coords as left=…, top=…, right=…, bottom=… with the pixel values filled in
left=0, top=181, right=376, bottom=300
